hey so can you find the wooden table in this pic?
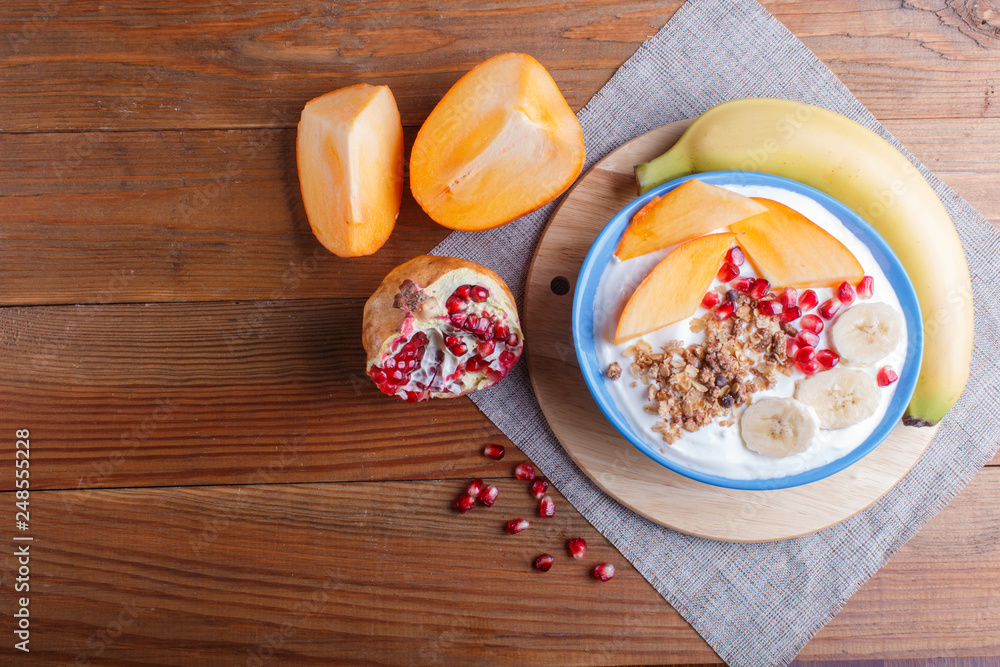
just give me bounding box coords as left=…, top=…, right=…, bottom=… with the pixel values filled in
left=1, top=1, right=997, bottom=664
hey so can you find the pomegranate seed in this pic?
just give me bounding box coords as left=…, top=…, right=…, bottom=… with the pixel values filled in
left=479, top=484, right=498, bottom=507
left=779, top=287, right=798, bottom=309
left=568, top=537, right=587, bottom=559
left=794, top=346, right=816, bottom=364
left=593, top=563, right=615, bottom=582
left=731, top=277, right=754, bottom=293
left=796, top=330, right=820, bottom=348
left=779, top=306, right=802, bottom=323
left=484, top=444, right=506, bottom=460
left=455, top=494, right=476, bottom=513
left=466, top=355, right=488, bottom=372
left=370, top=368, right=387, bottom=384
left=799, top=314, right=824, bottom=335
left=796, top=358, right=821, bottom=375
left=717, top=261, right=740, bottom=283
left=818, top=298, right=841, bottom=320
left=446, top=295, right=464, bottom=313
left=515, top=462, right=536, bottom=481
left=507, top=518, right=530, bottom=534
left=816, top=349, right=840, bottom=370
left=715, top=302, right=735, bottom=321
left=837, top=281, right=856, bottom=305
left=454, top=285, right=472, bottom=300
left=450, top=313, right=466, bottom=328
left=499, top=350, right=518, bottom=367
left=505, top=332, right=520, bottom=347
left=877, top=366, right=898, bottom=387
left=530, top=479, right=549, bottom=499
left=786, top=338, right=800, bottom=359
left=534, top=554, right=554, bottom=572
left=726, top=246, right=745, bottom=266
left=857, top=275, right=875, bottom=299
left=493, top=323, right=509, bottom=342
left=467, top=478, right=485, bottom=498
left=470, top=285, right=489, bottom=302
left=539, top=496, right=555, bottom=517
left=478, top=339, right=495, bottom=357
left=798, top=289, right=819, bottom=311
left=749, top=278, right=770, bottom=300
left=702, top=291, right=721, bottom=309
left=758, top=299, right=782, bottom=316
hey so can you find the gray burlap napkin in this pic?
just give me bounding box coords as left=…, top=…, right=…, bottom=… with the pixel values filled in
left=432, top=0, right=1000, bottom=664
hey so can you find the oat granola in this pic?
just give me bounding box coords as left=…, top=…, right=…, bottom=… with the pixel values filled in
left=609, top=292, right=793, bottom=444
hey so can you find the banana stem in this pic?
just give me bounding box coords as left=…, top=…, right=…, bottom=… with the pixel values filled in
left=634, top=146, right=695, bottom=194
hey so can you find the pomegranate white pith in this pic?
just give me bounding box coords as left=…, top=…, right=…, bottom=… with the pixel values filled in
left=362, top=255, right=524, bottom=402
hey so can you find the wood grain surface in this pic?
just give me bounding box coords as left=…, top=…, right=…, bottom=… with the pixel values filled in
left=0, top=0, right=997, bottom=664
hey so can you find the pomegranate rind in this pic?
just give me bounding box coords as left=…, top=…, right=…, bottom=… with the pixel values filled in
left=296, top=84, right=404, bottom=257
left=410, top=53, right=585, bottom=231
left=362, top=255, right=523, bottom=400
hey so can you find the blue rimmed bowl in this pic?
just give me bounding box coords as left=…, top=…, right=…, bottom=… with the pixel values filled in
left=571, top=171, right=923, bottom=490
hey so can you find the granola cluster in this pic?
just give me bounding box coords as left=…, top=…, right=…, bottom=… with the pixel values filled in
left=610, top=292, right=794, bottom=444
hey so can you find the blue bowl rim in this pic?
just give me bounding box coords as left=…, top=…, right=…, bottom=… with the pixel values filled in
left=571, top=170, right=924, bottom=491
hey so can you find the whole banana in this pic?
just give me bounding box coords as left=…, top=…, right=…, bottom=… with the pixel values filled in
left=635, top=98, right=972, bottom=426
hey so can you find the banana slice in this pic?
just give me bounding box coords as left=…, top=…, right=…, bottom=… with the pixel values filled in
left=830, top=302, right=903, bottom=367
left=740, top=397, right=818, bottom=457
left=795, top=367, right=880, bottom=429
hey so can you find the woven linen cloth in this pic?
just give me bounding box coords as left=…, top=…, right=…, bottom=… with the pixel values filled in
left=432, top=0, right=1000, bottom=664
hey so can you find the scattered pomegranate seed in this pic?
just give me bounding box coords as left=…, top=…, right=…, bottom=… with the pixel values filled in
left=758, top=300, right=782, bottom=316
left=702, top=291, right=721, bottom=309
left=480, top=484, right=498, bottom=507
left=818, top=298, right=842, bottom=320
left=539, top=496, right=555, bottom=517
left=816, top=349, right=840, bottom=370
left=568, top=537, right=587, bottom=559
left=786, top=338, right=800, bottom=359
left=484, top=444, right=506, bottom=460
left=507, top=518, right=530, bottom=534
left=798, top=289, right=819, bottom=311
left=796, top=330, right=820, bottom=349
left=530, top=479, right=549, bottom=499
left=467, top=478, right=485, bottom=498
left=593, top=563, right=615, bottom=582
left=877, top=366, right=898, bottom=387
left=779, top=306, right=802, bottom=323
left=837, top=281, right=856, bottom=305
left=749, top=278, right=771, bottom=300
left=796, top=358, right=821, bottom=375
left=455, top=494, right=476, bottom=513
left=717, top=261, right=740, bottom=283
left=731, top=277, right=754, bottom=293
left=515, top=462, right=536, bottom=481
left=715, top=302, right=735, bottom=321
left=726, top=246, right=745, bottom=266
left=794, top=346, right=816, bottom=364
left=534, top=554, right=554, bottom=572
left=470, top=285, right=490, bottom=302
left=799, top=314, right=824, bottom=335
left=779, top=287, right=798, bottom=309
left=857, top=275, right=875, bottom=299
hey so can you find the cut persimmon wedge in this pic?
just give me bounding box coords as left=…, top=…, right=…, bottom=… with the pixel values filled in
left=731, top=198, right=864, bottom=288
left=297, top=84, right=404, bottom=257
left=615, top=179, right=767, bottom=260
left=410, top=53, right=585, bottom=231
left=615, top=233, right=736, bottom=344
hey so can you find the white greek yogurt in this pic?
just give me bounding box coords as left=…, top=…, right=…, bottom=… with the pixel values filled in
left=593, top=184, right=908, bottom=480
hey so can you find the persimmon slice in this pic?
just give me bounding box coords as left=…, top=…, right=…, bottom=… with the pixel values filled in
left=297, top=84, right=404, bottom=257
left=410, top=53, right=585, bottom=231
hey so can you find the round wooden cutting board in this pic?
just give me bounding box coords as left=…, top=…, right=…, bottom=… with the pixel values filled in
left=523, top=120, right=937, bottom=543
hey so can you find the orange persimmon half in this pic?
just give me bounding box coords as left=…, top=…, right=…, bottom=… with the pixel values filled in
left=297, top=84, right=404, bottom=257
left=409, top=53, right=585, bottom=231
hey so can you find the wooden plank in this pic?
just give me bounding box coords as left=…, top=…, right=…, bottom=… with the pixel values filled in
left=1, top=119, right=996, bottom=306
left=0, top=299, right=516, bottom=491
left=2, top=468, right=998, bottom=664
left=1, top=1, right=999, bottom=132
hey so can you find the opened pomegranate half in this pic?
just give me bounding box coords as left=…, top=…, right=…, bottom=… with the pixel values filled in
left=362, top=255, right=524, bottom=402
